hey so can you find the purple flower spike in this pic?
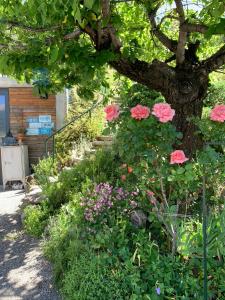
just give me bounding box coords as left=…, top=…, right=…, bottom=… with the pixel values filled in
left=156, top=287, right=161, bottom=295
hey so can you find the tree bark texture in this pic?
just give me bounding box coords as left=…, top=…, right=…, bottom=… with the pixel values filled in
left=165, top=68, right=209, bottom=155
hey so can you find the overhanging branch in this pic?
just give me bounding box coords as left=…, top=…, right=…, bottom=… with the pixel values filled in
left=109, top=57, right=175, bottom=96
left=200, top=45, right=225, bottom=73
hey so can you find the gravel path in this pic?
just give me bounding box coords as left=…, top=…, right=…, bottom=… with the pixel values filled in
left=0, top=189, right=61, bottom=300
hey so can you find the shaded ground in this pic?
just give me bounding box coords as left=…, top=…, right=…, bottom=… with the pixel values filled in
left=0, top=188, right=61, bottom=300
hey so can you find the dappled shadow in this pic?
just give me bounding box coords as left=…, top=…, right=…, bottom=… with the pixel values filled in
left=0, top=200, right=60, bottom=299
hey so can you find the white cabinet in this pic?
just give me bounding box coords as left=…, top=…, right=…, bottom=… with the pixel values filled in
left=1, top=145, right=29, bottom=190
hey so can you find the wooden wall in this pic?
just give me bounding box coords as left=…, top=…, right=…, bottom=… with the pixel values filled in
left=9, top=88, right=56, bottom=165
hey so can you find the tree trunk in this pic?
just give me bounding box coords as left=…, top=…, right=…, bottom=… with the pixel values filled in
left=172, top=100, right=204, bottom=155
left=158, top=67, right=209, bottom=156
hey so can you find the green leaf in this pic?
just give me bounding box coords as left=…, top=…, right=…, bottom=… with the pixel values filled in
left=49, top=46, right=59, bottom=64
left=84, top=0, right=94, bottom=9
left=177, top=167, right=185, bottom=175
left=74, top=7, right=81, bottom=24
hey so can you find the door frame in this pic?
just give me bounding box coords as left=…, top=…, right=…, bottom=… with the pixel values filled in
left=0, top=88, right=9, bottom=136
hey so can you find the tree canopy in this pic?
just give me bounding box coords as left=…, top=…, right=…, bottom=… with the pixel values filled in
left=0, top=0, right=224, bottom=96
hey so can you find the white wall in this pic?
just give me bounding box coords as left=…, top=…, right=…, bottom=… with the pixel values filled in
left=56, top=91, right=68, bottom=130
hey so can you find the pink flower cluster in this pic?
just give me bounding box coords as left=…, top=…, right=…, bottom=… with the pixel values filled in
left=104, top=102, right=175, bottom=123
left=210, top=104, right=225, bottom=122
left=104, top=103, right=225, bottom=124
left=130, top=103, right=175, bottom=122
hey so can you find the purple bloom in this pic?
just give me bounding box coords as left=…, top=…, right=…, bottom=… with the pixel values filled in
left=82, top=183, right=141, bottom=223
left=129, top=200, right=138, bottom=208
left=107, top=201, right=113, bottom=207
left=156, top=287, right=161, bottom=295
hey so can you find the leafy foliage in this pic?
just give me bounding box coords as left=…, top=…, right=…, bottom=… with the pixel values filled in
left=33, top=157, right=57, bottom=186
left=0, top=0, right=224, bottom=96
left=55, top=89, right=105, bottom=165
left=23, top=204, right=49, bottom=237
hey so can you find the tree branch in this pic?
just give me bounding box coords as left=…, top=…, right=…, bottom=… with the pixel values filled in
left=63, top=29, right=83, bottom=40
left=181, top=22, right=208, bottom=34
left=200, top=45, right=225, bottom=73
left=100, top=0, right=121, bottom=51
left=175, top=0, right=187, bottom=65
left=109, top=57, right=175, bottom=96
left=0, top=19, right=60, bottom=32
left=101, top=0, right=110, bottom=18
left=148, top=9, right=177, bottom=53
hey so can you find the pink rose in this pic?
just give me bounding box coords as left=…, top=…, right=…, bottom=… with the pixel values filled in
left=210, top=104, right=225, bottom=122
left=170, top=150, right=189, bottom=164
left=104, top=104, right=120, bottom=121
left=152, top=103, right=175, bottom=123
left=130, top=104, right=150, bottom=120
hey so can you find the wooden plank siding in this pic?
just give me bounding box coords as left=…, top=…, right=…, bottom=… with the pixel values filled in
left=9, top=87, right=56, bottom=166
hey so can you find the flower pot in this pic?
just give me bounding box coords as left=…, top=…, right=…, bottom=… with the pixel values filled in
left=17, top=133, right=25, bottom=144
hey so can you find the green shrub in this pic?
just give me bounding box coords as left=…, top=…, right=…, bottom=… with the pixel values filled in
left=25, top=149, right=120, bottom=240
left=23, top=204, right=49, bottom=237
left=43, top=198, right=207, bottom=299
left=41, top=149, right=120, bottom=213
left=60, top=252, right=139, bottom=300
left=33, top=157, right=57, bottom=186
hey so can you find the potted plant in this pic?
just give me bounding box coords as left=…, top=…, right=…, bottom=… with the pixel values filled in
left=17, top=128, right=26, bottom=144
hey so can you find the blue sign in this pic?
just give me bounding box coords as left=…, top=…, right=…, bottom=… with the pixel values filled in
left=39, top=115, right=51, bottom=123
left=39, top=128, right=52, bottom=136
left=26, top=117, right=39, bottom=123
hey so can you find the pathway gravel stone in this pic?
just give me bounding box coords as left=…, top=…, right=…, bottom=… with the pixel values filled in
left=0, top=188, right=61, bottom=300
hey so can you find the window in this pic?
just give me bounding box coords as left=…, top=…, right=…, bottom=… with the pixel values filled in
left=0, top=89, right=9, bottom=138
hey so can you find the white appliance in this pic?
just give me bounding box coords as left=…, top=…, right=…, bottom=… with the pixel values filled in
left=1, top=145, right=29, bottom=190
